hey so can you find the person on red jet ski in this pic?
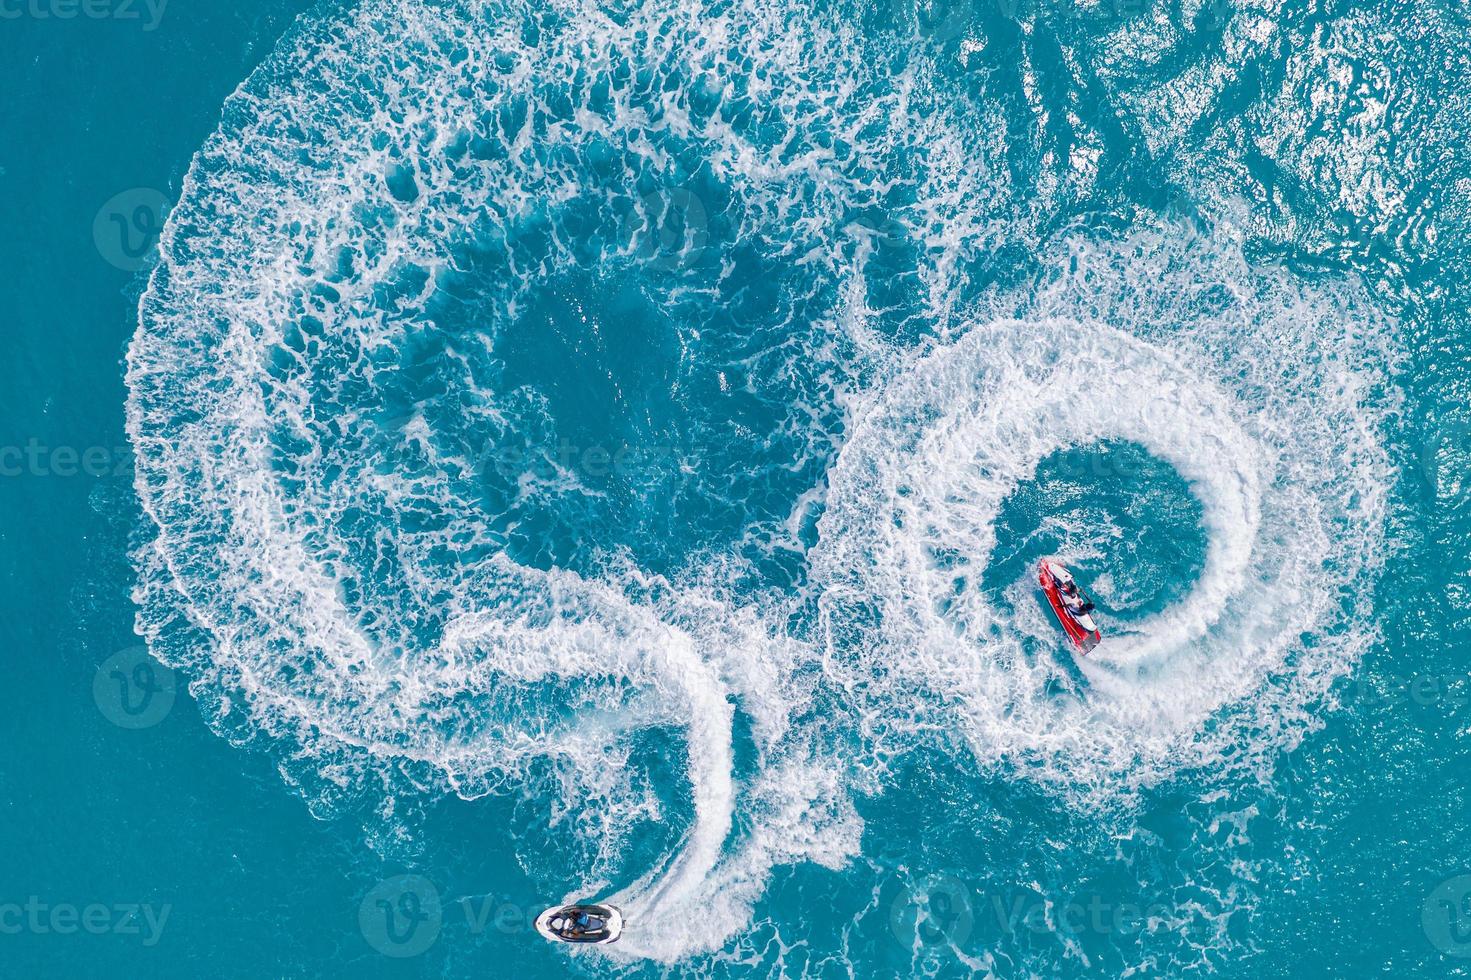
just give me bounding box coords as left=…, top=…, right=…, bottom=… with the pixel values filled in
left=1058, top=580, right=1095, bottom=618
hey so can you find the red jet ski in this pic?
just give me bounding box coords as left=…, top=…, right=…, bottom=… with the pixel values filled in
left=1038, top=558, right=1101, bottom=654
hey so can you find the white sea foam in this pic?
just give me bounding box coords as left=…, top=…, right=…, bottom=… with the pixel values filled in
left=125, top=0, right=1396, bottom=965
left=126, top=0, right=903, bottom=960
left=812, top=232, right=1396, bottom=799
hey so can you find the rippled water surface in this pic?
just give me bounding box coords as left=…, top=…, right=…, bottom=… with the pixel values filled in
left=5, top=0, right=1471, bottom=975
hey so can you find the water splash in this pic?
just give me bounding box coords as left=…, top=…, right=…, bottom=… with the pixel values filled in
left=125, top=0, right=1397, bottom=967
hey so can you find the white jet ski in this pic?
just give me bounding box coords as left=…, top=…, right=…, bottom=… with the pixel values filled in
left=535, top=903, right=624, bottom=945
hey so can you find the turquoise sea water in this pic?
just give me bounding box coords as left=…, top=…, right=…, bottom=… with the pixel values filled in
left=4, top=0, right=1471, bottom=975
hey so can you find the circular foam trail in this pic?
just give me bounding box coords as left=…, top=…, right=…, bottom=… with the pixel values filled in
left=125, top=0, right=918, bottom=962
left=811, top=312, right=1390, bottom=797
left=123, top=0, right=1399, bottom=966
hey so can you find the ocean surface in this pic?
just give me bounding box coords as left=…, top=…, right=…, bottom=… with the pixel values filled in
left=3, top=0, right=1471, bottom=975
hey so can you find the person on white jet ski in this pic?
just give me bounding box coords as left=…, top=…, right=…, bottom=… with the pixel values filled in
left=556, top=909, right=607, bottom=939
left=1058, top=579, right=1095, bottom=618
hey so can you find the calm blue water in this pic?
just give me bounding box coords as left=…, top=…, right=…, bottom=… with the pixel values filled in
left=4, top=0, right=1471, bottom=976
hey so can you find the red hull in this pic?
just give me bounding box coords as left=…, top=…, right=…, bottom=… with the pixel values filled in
left=1038, top=560, right=1101, bottom=654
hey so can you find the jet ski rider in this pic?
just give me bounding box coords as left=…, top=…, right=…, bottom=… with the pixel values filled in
left=1058, top=579, right=1095, bottom=618
left=557, top=909, right=607, bottom=939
